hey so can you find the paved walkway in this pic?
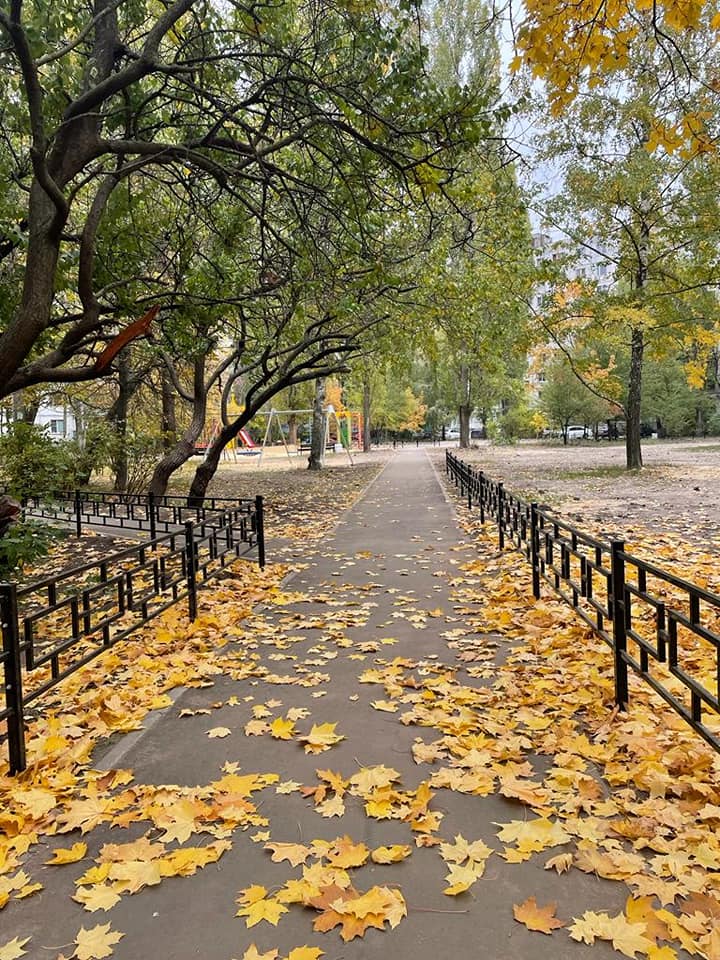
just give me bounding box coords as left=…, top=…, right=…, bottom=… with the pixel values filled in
left=7, top=449, right=630, bottom=960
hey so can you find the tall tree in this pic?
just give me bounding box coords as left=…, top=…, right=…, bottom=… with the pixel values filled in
left=530, top=70, right=720, bottom=467
left=0, top=0, right=488, bottom=398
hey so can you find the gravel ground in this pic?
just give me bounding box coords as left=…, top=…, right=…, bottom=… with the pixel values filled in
left=432, top=438, right=720, bottom=548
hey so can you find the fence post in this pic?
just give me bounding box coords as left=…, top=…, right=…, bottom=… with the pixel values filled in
left=467, top=473, right=472, bottom=510
left=479, top=471, right=485, bottom=523
left=497, top=482, right=505, bottom=550
left=184, top=521, right=198, bottom=621
left=445, top=451, right=449, bottom=475
left=148, top=491, right=157, bottom=541
left=74, top=489, right=82, bottom=538
left=611, top=539, right=628, bottom=710
left=255, top=495, right=266, bottom=569
left=530, top=502, right=540, bottom=599
left=1, top=582, right=26, bottom=774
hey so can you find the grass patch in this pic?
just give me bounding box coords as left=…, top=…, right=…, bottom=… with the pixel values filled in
left=553, top=465, right=648, bottom=481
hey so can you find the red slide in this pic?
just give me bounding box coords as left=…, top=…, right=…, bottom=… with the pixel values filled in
left=238, top=429, right=256, bottom=448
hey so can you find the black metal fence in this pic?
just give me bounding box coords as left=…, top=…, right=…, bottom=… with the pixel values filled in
left=446, top=451, right=720, bottom=753
left=1, top=496, right=265, bottom=773
left=21, top=489, right=250, bottom=539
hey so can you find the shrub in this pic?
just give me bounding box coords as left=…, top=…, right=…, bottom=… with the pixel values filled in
left=0, top=519, right=62, bottom=578
left=0, top=422, right=75, bottom=500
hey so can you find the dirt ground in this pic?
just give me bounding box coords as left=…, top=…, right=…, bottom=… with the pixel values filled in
left=433, top=438, right=720, bottom=548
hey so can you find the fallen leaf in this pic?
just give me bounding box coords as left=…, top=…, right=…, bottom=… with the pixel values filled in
left=371, top=845, right=412, bottom=864
left=207, top=726, right=232, bottom=739
left=513, top=896, right=565, bottom=934
left=264, top=842, right=311, bottom=867
left=73, top=923, right=124, bottom=960
left=46, top=843, right=88, bottom=865
left=0, top=938, right=31, bottom=960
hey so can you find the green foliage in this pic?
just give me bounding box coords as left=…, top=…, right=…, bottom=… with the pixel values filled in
left=540, top=358, right=614, bottom=438
left=0, top=520, right=62, bottom=578
left=0, top=423, right=75, bottom=499
left=642, top=358, right=720, bottom=437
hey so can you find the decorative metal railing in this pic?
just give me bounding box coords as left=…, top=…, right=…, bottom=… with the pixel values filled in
left=1, top=497, right=265, bottom=773
left=446, top=451, right=720, bottom=753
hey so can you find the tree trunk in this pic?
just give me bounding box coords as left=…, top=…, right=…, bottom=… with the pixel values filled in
left=286, top=383, right=298, bottom=445
left=111, top=357, right=130, bottom=491
left=148, top=357, right=208, bottom=498
left=287, top=413, right=298, bottom=446
left=459, top=362, right=471, bottom=448
left=458, top=404, right=471, bottom=448
left=308, top=378, right=327, bottom=471
left=695, top=404, right=705, bottom=438
left=362, top=380, right=371, bottom=452
left=161, top=369, right=177, bottom=452
left=625, top=326, right=644, bottom=469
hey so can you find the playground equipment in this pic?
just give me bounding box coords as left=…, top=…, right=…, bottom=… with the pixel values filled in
left=194, top=420, right=260, bottom=459
left=254, top=406, right=363, bottom=465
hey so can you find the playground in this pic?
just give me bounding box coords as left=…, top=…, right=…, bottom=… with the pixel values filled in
left=192, top=401, right=366, bottom=467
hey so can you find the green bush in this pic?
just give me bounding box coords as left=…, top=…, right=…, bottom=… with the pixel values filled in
left=0, top=422, right=75, bottom=500
left=0, top=519, right=62, bottom=578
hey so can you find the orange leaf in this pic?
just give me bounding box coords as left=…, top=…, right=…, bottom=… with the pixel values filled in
left=513, top=897, right=565, bottom=934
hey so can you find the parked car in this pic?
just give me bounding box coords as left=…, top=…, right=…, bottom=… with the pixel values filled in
left=446, top=428, right=460, bottom=440
left=566, top=425, right=587, bottom=441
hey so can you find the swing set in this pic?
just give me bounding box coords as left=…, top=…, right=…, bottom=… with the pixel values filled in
left=255, top=406, right=363, bottom=465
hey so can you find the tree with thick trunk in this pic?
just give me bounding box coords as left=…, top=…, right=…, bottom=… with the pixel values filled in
left=308, top=378, right=328, bottom=472
left=0, top=0, right=489, bottom=399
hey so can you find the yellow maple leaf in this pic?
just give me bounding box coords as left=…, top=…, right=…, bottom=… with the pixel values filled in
left=236, top=885, right=288, bottom=927
left=264, top=842, right=311, bottom=867
left=270, top=717, right=296, bottom=740
left=73, top=885, right=122, bottom=913
left=45, top=842, right=88, bottom=865
left=371, top=700, right=398, bottom=712
left=107, top=859, right=162, bottom=894
left=513, top=896, right=565, bottom=934
left=443, top=861, right=484, bottom=895
left=439, top=835, right=493, bottom=866
left=325, top=836, right=370, bottom=868
left=495, top=817, right=570, bottom=852
left=207, top=726, right=232, bottom=739
left=287, top=949, right=324, bottom=960
left=316, top=795, right=345, bottom=818
left=73, top=923, right=124, bottom=960
left=371, top=845, right=412, bottom=864
left=299, top=723, right=345, bottom=754
left=0, top=938, right=31, bottom=960
left=239, top=946, right=279, bottom=960
left=569, top=911, right=654, bottom=958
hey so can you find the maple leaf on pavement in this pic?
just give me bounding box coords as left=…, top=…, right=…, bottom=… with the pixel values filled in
left=371, top=845, right=412, bottom=864
left=325, top=836, right=370, bottom=868
left=439, top=834, right=493, bottom=866
left=73, top=885, right=122, bottom=913
left=73, top=923, right=124, bottom=960
left=207, top=726, right=232, bottom=739
left=45, top=842, right=88, bottom=865
left=287, top=949, right=324, bottom=960
left=299, top=723, right=345, bottom=754
left=443, top=862, right=485, bottom=896
left=264, top=842, right=311, bottom=866
left=0, top=938, right=31, bottom=960
left=236, top=886, right=289, bottom=928
left=238, top=946, right=279, bottom=960
left=513, top=897, right=565, bottom=934
left=569, top=911, right=654, bottom=958
left=270, top=717, right=296, bottom=740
